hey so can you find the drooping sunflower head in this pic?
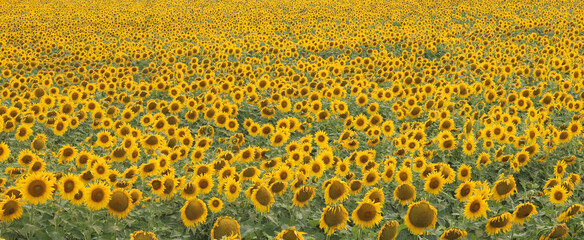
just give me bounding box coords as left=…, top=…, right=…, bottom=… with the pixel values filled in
left=404, top=199, right=437, bottom=235
left=557, top=203, right=583, bottom=222
left=129, top=230, right=158, bottom=240
left=512, top=202, right=537, bottom=225
left=211, top=216, right=241, bottom=240
left=251, top=185, right=274, bottom=213
left=543, top=224, right=569, bottom=240
left=0, top=195, right=24, bottom=222
left=293, top=185, right=315, bottom=208
left=319, top=204, right=349, bottom=236
left=275, top=226, right=306, bottom=240
left=440, top=228, right=468, bottom=240
left=377, top=220, right=399, bottom=240
left=485, top=212, right=513, bottom=235
left=490, top=175, right=516, bottom=202
left=324, top=177, right=348, bottom=205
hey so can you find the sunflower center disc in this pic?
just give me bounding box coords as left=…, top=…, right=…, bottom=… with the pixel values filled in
left=185, top=200, right=204, bottom=221
left=109, top=191, right=129, bottom=212
left=357, top=204, right=376, bottom=221
left=28, top=180, right=46, bottom=197
left=489, top=215, right=510, bottom=228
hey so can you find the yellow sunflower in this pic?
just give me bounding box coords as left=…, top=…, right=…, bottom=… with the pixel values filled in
left=293, top=186, right=315, bottom=208
left=548, top=185, right=568, bottom=205
left=455, top=181, right=475, bottom=202
left=424, top=172, right=445, bottom=195
left=393, top=183, right=416, bottom=206
left=485, top=212, right=513, bottom=235
left=404, top=199, right=437, bottom=235
left=440, top=228, right=467, bottom=240
left=319, top=204, right=349, bottom=236
left=275, top=227, right=305, bottom=240
left=464, top=195, right=490, bottom=220
left=210, top=216, right=241, bottom=240
left=352, top=199, right=383, bottom=228
left=59, top=173, right=83, bottom=201
left=85, top=181, right=112, bottom=210
left=512, top=202, right=537, bottom=225
left=180, top=198, right=207, bottom=227
left=0, top=195, right=24, bottom=222
left=17, top=171, right=56, bottom=205
left=0, top=142, right=11, bottom=161
left=107, top=189, right=133, bottom=219
left=130, top=231, right=158, bottom=240
left=377, top=220, right=399, bottom=240
left=208, top=197, right=223, bottom=213
left=490, top=175, right=516, bottom=202
left=557, top=203, right=583, bottom=222
left=251, top=185, right=274, bottom=212
left=541, top=224, right=569, bottom=240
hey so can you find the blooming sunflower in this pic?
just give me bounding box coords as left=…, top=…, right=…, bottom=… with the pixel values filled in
left=395, top=166, right=412, bottom=184
left=85, top=181, right=112, bottom=210
left=352, top=199, right=383, bottom=229
left=130, top=231, right=157, bottom=240
left=95, top=131, right=115, bottom=148
left=0, top=195, right=24, bottom=222
left=464, top=195, right=490, bottom=220
left=364, top=187, right=385, bottom=205
left=0, top=142, right=11, bottom=161
left=404, top=199, right=437, bottom=235
left=208, top=197, right=223, bottom=213
left=377, top=220, right=399, bottom=240
left=17, top=171, right=56, bottom=205
left=548, top=185, right=568, bottom=205
left=30, top=134, right=47, bottom=152
left=455, top=181, right=475, bottom=202
left=319, top=204, right=349, bottom=236
left=180, top=198, right=207, bottom=227
left=210, top=216, right=241, bottom=240
left=424, top=172, right=445, bottom=195
left=59, top=173, right=83, bottom=201
left=456, top=164, right=472, bottom=181
left=485, top=212, right=513, bottom=235
left=512, top=202, right=537, bottom=225
left=223, top=177, right=241, bottom=202
left=194, top=174, right=214, bottom=195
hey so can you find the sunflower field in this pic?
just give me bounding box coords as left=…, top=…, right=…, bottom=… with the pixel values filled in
left=1, top=0, right=584, bottom=239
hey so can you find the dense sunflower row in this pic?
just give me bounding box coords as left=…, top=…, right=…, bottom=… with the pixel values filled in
left=1, top=0, right=584, bottom=239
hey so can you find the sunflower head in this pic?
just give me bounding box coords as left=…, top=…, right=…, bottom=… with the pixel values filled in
left=130, top=231, right=158, bottom=240
left=275, top=227, right=306, bottom=240
left=180, top=198, right=207, bottom=227
left=544, top=224, right=569, bottom=239
left=251, top=185, right=274, bottom=212
left=512, top=202, right=537, bottom=225
left=490, top=175, right=516, bottom=202
left=440, top=228, right=468, bottom=240
left=377, top=220, right=399, bottom=240
left=0, top=195, right=24, bottom=222
left=404, top=199, right=437, bottom=235
left=393, top=183, right=416, bottom=206
left=107, top=189, right=133, bottom=218
left=17, top=172, right=56, bottom=205
left=485, top=212, right=513, bottom=235
left=352, top=199, right=383, bottom=229
left=557, top=203, right=583, bottom=222
left=319, top=204, right=349, bottom=236
left=293, top=186, right=315, bottom=208
left=211, top=216, right=241, bottom=240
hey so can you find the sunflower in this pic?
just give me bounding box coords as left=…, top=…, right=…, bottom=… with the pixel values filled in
left=461, top=137, right=476, bottom=156
left=554, top=160, right=567, bottom=178
left=107, top=189, right=133, bottom=218
left=440, top=228, right=467, bottom=240
left=95, top=131, right=115, bottom=148
left=324, top=177, right=348, bottom=205
left=348, top=179, right=363, bottom=195
left=490, top=175, right=516, bottom=202
left=393, top=183, right=416, bottom=205
left=395, top=166, right=412, bottom=184
left=180, top=198, right=207, bottom=227
left=130, top=231, right=158, bottom=240
left=194, top=174, right=214, bottom=195
left=58, top=144, right=78, bottom=163
left=30, top=134, right=47, bottom=152
left=308, top=158, right=325, bottom=179
left=0, top=195, right=24, bottom=222
left=512, top=202, right=537, bottom=225
left=141, top=134, right=165, bottom=151
left=85, top=181, right=112, bottom=210
left=404, top=199, right=437, bottom=235
left=541, top=224, right=569, bottom=240
left=91, top=159, right=111, bottom=180
left=464, top=195, right=490, bottom=220
left=15, top=125, right=33, bottom=141
left=557, top=203, right=583, bottom=222
left=364, top=187, right=385, bottom=205
left=319, top=205, right=349, bottom=235
left=275, top=227, right=305, bottom=240
left=270, top=130, right=290, bottom=147
left=548, top=185, right=568, bottom=204
left=352, top=199, right=383, bottom=228
left=377, top=220, right=399, bottom=240
left=208, top=197, right=223, bottom=213
left=476, top=152, right=491, bottom=170
left=485, top=212, right=513, bottom=235
left=158, top=175, right=177, bottom=200
left=223, top=178, right=241, bottom=202
left=139, top=159, right=159, bottom=179
left=59, top=173, right=82, bottom=200
left=424, top=172, right=445, bottom=195
left=17, top=172, right=55, bottom=205
left=0, top=142, right=10, bottom=161
left=457, top=164, right=472, bottom=181
left=17, top=149, right=37, bottom=166
left=455, top=181, right=475, bottom=202
left=210, top=216, right=241, bottom=240
left=292, top=186, right=315, bottom=208
left=251, top=185, right=274, bottom=212
left=129, top=189, right=143, bottom=205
